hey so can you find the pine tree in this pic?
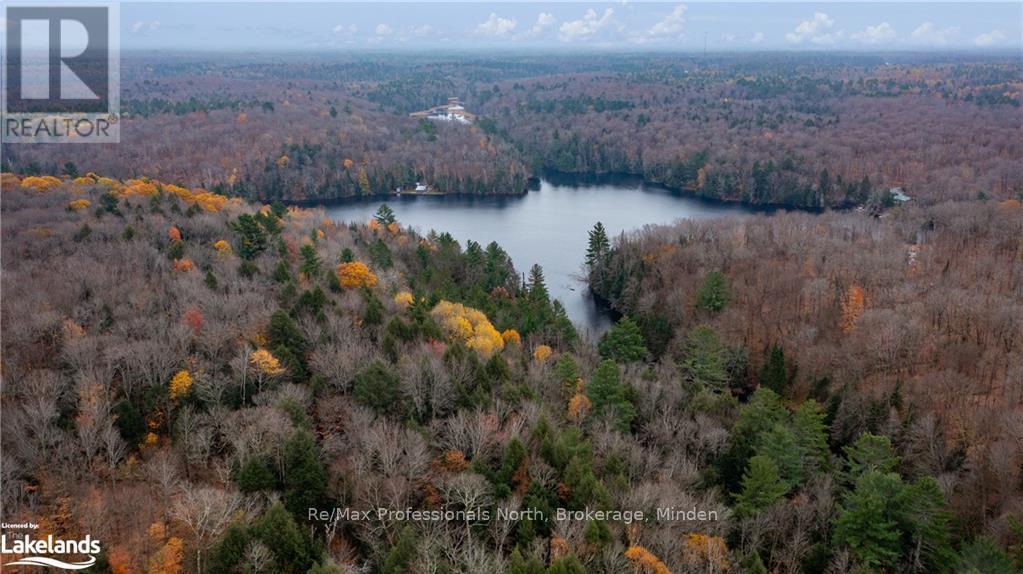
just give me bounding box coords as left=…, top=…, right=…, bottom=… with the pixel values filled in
left=695, top=270, right=731, bottom=312
left=585, top=222, right=611, bottom=289
left=841, top=433, right=898, bottom=484
left=527, top=264, right=549, bottom=304
left=734, top=455, right=788, bottom=517
left=379, top=527, right=417, bottom=574
left=299, top=244, right=321, bottom=278
left=586, top=359, right=635, bottom=432
left=507, top=547, right=545, bottom=574
left=251, top=503, right=314, bottom=572
left=756, top=424, right=804, bottom=488
left=681, top=325, right=729, bottom=392
left=374, top=203, right=396, bottom=225
left=597, top=316, right=648, bottom=363
left=759, top=344, right=792, bottom=395
left=792, top=399, right=831, bottom=475
left=834, top=471, right=905, bottom=569
left=282, top=430, right=328, bottom=520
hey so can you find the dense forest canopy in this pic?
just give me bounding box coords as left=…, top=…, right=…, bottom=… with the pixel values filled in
left=1, top=170, right=1020, bottom=573
left=3, top=52, right=1020, bottom=207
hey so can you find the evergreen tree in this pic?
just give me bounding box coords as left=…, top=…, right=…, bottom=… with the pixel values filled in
left=251, top=503, right=315, bottom=572
left=299, top=244, right=322, bottom=278
left=585, top=221, right=611, bottom=288
left=791, top=399, right=831, bottom=475
left=756, top=424, right=804, bottom=488
left=695, top=270, right=731, bottom=312
left=681, top=325, right=729, bottom=393
left=374, top=203, right=396, bottom=225
left=527, top=264, right=549, bottom=304
left=507, top=547, right=545, bottom=574
left=759, top=344, right=793, bottom=395
left=842, top=433, right=898, bottom=484
left=586, top=359, right=635, bottom=432
left=379, top=527, right=417, bottom=574
left=720, top=388, right=787, bottom=493
left=903, top=476, right=955, bottom=571
left=353, top=360, right=401, bottom=416
left=282, top=430, right=329, bottom=520
left=232, top=214, right=269, bottom=260
left=547, top=556, right=586, bottom=574
left=734, top=455, right=788, bottom=517
left=741, top=551, right=769, bottom=574
left=268, top=310, right=309, bottom=380
left=955, top=538, right=1016, bottom=574
left=834, top=471, right=905, bottom=569
left=237, top=457, right=276, bottom=493
left=597, top=316, right=648, bottom=363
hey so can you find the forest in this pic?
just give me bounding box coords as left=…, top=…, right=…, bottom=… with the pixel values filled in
left=1, top=170, right=1021, bottom=573
left=2, top=52, right=1021, bottom=207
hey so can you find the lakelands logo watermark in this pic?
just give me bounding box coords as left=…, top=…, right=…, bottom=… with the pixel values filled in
left=1, top=524, right=101, bottom=570
left=2, top=2, right=120, bottom=143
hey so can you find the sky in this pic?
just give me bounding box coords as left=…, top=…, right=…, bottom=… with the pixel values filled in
left=8, top=2, right=1022, bottom=52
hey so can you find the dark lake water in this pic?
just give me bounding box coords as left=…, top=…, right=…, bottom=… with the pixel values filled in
left=323, top=173, right=759, bottom=337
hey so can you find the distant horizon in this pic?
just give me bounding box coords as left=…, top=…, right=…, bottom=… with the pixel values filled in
left=13, top=2, right=1015, bottom=52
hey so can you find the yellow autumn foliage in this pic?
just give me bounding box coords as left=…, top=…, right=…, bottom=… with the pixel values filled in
left=68, top=199, right=92, bottom=211
left=72, top=175, right=97, bottom=186
left=250, top=348, right=285, bottom=376
left=431, top=300, right=505, bottom=357
left=20, top=175, right=62, bottom=191
left=394, top=291, right=415, bottom=308
left=533, top=345, right=553, bottom=362
left=682, top=533, right=730, bottom=572
left=213, top=239, right=233, bottom=255
left=337, top=261, right=378, bottom=289
left=169, top=370, right=193, bottom=400
left=123, top=179, right=159, bottom=197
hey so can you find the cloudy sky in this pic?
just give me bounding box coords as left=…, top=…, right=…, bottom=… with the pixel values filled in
left=112, top=2, right=1022, bottom=51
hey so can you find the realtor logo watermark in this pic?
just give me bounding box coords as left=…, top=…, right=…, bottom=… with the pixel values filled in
left=2, top=2, right=120, bottom=143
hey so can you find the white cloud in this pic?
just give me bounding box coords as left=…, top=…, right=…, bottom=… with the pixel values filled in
left=559, top=8, right=614, bottom=42
left=974, top=29, right=1006, bottom=47
left=476, top=13, right=517, bottom=38
left=785, top=12, right=836, bottom=44
left=131, top=20, right=160, bottom=34
left=332, top=24, right=357, bottom=35
left=647, top=4, right=687, bottom=38
left=375, top=24, right=394, bottom=37
left=721, top=33, right=736, bottom=42
left=910, top=22, right=959, bottom=45
left=519, top=12, right=556, bottom=39
left=750, top=32, right=765, bottom=44
left=852, top=22, right=896, bottom=44
left=411, top=25, right=434, bottom=38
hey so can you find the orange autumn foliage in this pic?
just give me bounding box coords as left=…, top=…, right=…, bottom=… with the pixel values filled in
left=624, top=545, right=673, bottom=574
left=567, top=393, right=592, bottom=421
left=337, top=261, right=378, bottom=289
left=108, top=545, right=135, bottom=574
left=182, top=307, right=203, bottom=335
left=441, top=449, right=469, bottom=472
left=501, top=329, right=521, bottom=346
left=171, top=258, right=194, bottom=273
left=167, top=226, right=182, bottom=242
left=681, top=533, right=730, bottom=572
left=146, top=537, right=183, bottom=574
left=841, top=284, right=866, bottom=332
left=533, top=345, right=553, bottom=362
left=68, top=199, right=92, bottom=211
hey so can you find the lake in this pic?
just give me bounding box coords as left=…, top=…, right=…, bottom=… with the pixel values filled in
left=323, top=173, right=759, bottom=337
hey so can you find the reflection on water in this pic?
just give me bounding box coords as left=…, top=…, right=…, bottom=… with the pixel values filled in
left=322, top=173, right=759, bottom=337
